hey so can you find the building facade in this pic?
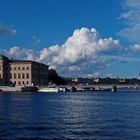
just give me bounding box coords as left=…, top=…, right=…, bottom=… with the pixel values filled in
left=0, top=54, right=49, bottom=86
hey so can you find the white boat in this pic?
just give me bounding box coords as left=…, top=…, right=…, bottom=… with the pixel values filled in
left=38, top=86, right=60, bottom=93
left=59, top=87, right=69, bottom=92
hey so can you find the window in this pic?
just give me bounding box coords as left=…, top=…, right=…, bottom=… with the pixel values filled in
left=22, top=67, right=25, bottom=70
left=26, top=73, right=29, bottom=79
left=26, top=67, right=29, bottom=70
left=18, top=81, right=20, bottom=85
left=18, top=73, right=21, bottom=79
left=27, top=81, right=29, bottom=85
left=14, top=67, right=16, bottom=70
left=22, top=73, right=25, bottom=79
left=18, top=67, right=20, bottom=70
left=22, top=81, right=25, bottom=85
left=14, top=73, right=16, bottom=79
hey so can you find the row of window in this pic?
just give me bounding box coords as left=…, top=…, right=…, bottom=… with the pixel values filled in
left=11, top=73, right=30, bottom=79
left=14, top=81, right=30, bottom=85
left=10, top=67, right=29, bottom=70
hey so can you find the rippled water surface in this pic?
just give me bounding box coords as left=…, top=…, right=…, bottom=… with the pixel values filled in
left=0, top=91, right=140, bottom=140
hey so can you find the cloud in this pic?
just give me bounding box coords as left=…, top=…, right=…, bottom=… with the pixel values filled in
left=106, top=55, right=140, bottom=63
left=0, top=27, right=123, bottom=77
left=32, top=36, right=41, bottom=45
left=0, top=46, right=39, bottom=61
left=38, top=27, right=121, bottom=76
left=118, top=0, right=140, bottom=43
left=130, top=44, right=140, bottom=52
left=0, top=24, right=16, bottom=37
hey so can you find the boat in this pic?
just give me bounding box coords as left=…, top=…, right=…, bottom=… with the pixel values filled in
left=111, top=85, right=117, bottom=92
left=59, top=87, right=69, bottom=92
left=95, top=86, right=111, bottom=92
left=38, top=86, right=60, bottom=93
left=0, top=89, right=3, bottom=93
left=81, top=87, right=95, bottom=91
left=21, top=86, right=38, bottom=92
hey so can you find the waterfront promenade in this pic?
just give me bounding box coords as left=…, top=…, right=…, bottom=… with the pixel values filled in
left=0, top=84, right=139, bottom=92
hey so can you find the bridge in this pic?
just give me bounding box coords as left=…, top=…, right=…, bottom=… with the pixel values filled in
left=62, top=84, right=140, bottom=91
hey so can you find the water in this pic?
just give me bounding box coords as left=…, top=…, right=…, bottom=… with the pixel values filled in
left=0, top=90, right=140, bottom=140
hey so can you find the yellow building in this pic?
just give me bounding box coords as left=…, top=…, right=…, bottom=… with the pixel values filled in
left=0, top=54, right=49, bottom=86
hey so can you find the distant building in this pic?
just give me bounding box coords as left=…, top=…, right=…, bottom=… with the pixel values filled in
left=138, top=73, right=140, bottom=80
left=0, top=54, right=49, bottom=86
left=119, top=79, right=125, bottom=84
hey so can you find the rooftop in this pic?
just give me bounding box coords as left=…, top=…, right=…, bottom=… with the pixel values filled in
left=0, top=54, right=49, bottom=67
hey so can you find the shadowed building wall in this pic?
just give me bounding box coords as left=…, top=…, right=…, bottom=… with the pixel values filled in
left=0, top=55, right=10, bottom=85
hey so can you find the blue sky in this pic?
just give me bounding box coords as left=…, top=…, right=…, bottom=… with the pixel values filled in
left=0, top=0, right=140, bottom=78
left=0, top=0, right=121, bottom=48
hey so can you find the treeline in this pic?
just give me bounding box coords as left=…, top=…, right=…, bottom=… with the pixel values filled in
left=48, top=70, right=140, bottom=85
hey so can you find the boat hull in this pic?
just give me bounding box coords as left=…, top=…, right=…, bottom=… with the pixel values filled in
left=38, top=87, right=59, bottom=93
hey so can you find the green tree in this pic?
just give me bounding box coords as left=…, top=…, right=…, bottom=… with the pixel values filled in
left=48, top=69, right=66, bottom=85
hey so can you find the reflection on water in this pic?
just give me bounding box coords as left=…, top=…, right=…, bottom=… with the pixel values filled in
left=0, top=91, right=140, bottom=139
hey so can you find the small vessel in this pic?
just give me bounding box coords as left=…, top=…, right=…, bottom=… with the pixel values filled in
left=38, top=86, right=60, bottom=93
left=95, top=87, right=111, bottom=92
left=59, top=87, right=69, bottom=92
left=81, top=87, right=95, bottom=91
left=0, top=89, right=3, bottom=93
left=21, top=86, right=38, bottom=92
left=112, top=85, right=117, bottom=92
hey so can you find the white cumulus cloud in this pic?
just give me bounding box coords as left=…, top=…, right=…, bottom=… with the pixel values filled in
left=0, top=46, right=39, bottom=61
left=0, top=27, right=122, bottom=77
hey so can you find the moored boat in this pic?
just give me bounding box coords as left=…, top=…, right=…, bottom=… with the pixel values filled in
left=38, top=86, right=60, bottom=93
left=0, top=89, right=3, bottom=93
left=21, top=86, right=38, bottom=92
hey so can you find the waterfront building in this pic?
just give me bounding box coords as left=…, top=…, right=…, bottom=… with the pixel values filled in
left=138, top=73, right=140, bottom=80
left=0, top=54, right=49, bottom=86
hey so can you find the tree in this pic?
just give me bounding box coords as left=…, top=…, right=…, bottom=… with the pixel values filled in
left=48, top=69, right=66, bottom=85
